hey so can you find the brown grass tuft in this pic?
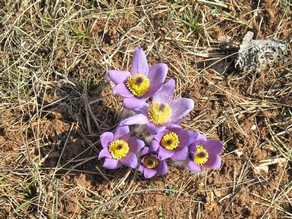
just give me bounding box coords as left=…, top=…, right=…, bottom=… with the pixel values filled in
left=0, top=0, right=291, bottom=218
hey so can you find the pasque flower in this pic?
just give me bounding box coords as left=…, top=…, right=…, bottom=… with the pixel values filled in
left=98, top=126, right=144, bottom=169
left=108, top=47, right=168, bottom=110
left=186, top=132, right=223, bottom=172
left=138, top=146, right=168, bottom=178
left=151, top=124, right=197, bottom=161
left=119, top=79, right=194, bottom=134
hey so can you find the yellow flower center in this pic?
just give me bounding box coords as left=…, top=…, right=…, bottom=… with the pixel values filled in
left=160, top=132, right=180, bottom=150
left=143, top=155, right=159, bottom=169
left=109, top=140, right=129, bottom=160
left=147, top=102, right=172, bottom=125
left=194, top=145, right=209, bottom=165
left=126, top=74, right=150, bottom=97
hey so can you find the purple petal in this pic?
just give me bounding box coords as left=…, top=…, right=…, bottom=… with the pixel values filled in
left=158, top=147, right=175, bottom=159
left=128, top=138, right=145, bottom=153
left=150, top=139, right=161, bottom=151
left=153, top=130, right=166, bottom=142
left=140, top=146, right=150, bottom=156
left=158, top=160, right=168, bottom=175
left=130, top=48, right=149, bottom=76
left=121, top=153, right=138, bottom=168
left=188, top=133, right=208, bottom=152
left=174, top=128, right=191, bottom=147
left=100, top=132, right=114, bottom=148
left=114, top=126, right=130, bottom=139
left=204, top=154, right=221, bottom=169
left=103, top=158, right=121, bottom=169
left=194, top=132, right=208, bottom=145
left=136, top=139, right=145, bottom=152
left=98, top=148, right=111, bottom=159
left=171, top=146, right=188, bottom=161
left=148, top=63, right=168, bottom=81
left=153, top=79, right=175, bottom=103
left=187, top=131, right=199, bottom=144
left=143, top=168, right=157, bottom=178
left=133, top=104, right=148, bottom=114
left=204, top=140, right=223, bottom=155
left=119, top=114, right=149, bottom=126
left=187, top=161, right=202, bottom=172
left=169, top=98, right=194, bottom=123
left=108, top=70, right=130, bottom=84
left=113, top=83, right=133, bottom=97
left=167, top=124, right=182, bottom=130
left=188, top=143, right=197, bottom=153
left=147, top=63, right=168, bottom=96
left=146, top=123, right=166, bottom=135
left=123, top=97, right=147, bottom=109
left=137, top=165, right=144, bottom=172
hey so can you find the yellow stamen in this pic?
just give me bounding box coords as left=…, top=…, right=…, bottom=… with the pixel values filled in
left=147, top=102, right=172, bottom=125
left=126, top=74, right=150, bottom=97
left=143, top=155, right=159, bottom=169
left=109, top=140, right=129, bottom=159
left=160, top=132, right=180, bottom=150
left=194, top=145, right=209, bottom=165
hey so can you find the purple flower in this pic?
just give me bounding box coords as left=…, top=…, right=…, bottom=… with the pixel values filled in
left=151, top=124, right=197, bottom=160
left=98, top=126, right=144, bottom=169
left=186, top=133, right=223, bottom=172
left=108, top=47, right=168, bottom=110
left=119, top=79, right=194, bottom=134
left=137, top=147, right=168, bottom=178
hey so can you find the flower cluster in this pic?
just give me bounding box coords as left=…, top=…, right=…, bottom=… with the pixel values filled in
left=99, top=47, right=223, bottom=178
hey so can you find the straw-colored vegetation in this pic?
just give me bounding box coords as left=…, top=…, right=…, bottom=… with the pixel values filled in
left=0, top=0, right=291, bottom=218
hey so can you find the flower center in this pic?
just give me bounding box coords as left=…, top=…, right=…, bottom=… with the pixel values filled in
left=147, top=102, right=172, bottom=125
left=143, top=155, right=159, bottom=169
left=160, top=132, right=180, bottom=150
left=126, top=74, right=150, bottom=97
left=194, top=145, right=209, bottom=165
left=108, top=139, right=129, bottom=159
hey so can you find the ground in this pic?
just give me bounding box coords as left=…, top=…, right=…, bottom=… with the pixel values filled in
left=0, top=0, right=291, bottom=218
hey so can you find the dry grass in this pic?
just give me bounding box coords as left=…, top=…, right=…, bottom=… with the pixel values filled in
left=0, top=0, right=291, bottom=218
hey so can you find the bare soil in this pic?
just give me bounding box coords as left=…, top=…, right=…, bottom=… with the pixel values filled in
left=0, top=0, right=291, bottom=218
